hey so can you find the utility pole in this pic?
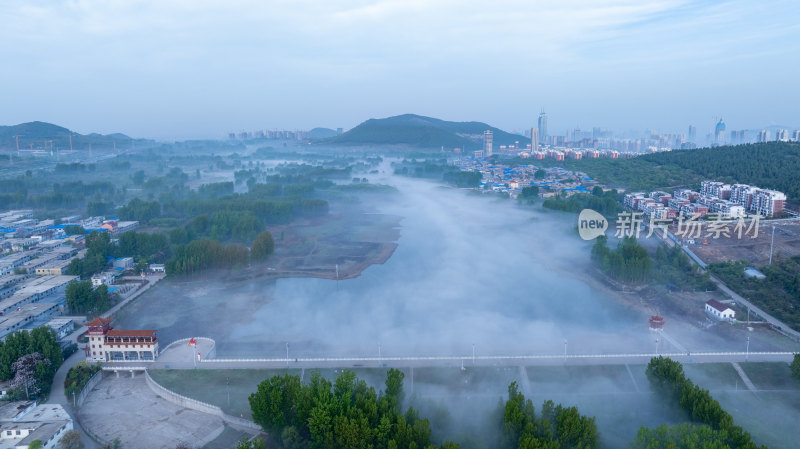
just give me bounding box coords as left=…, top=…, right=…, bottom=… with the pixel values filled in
left=472, top=344, right=475, bottom=365
left=769, top=226, right=776, bottom=265
left=563, top=339, right=567, bottom=361
left=378, top=343, right=382, bottom=365
left=286, top=342, right=289, bottom=366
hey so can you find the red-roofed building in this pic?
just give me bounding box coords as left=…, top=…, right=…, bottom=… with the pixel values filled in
left=705, top=299, right=735, bottom=321
left=84, top=318, right=159, bottom=362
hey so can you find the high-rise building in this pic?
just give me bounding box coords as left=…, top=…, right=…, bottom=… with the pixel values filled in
left=776, top=129, right=789, bottom=142
left=538, top=111, right=548, bottom=144
left=688, top=125, right=696, bottom=142
left=483, top=130, right=493, bottom=157
left=793, top=130, right=800, bottom=142
left=714, top=119, right=726, bottom=145
left=336, top=128, right=343, bottom=136
left=530, top=127, right=539, bottom=152
left=758, top=129, right=770, bottom=142
left=592, top=127, right=600, bottom=140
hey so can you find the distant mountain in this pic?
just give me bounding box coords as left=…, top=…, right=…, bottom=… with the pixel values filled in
left=321, top=114, right=527, bottom=149
left=0, top=121, right=148, bottom=151
left=309, top=127, right=338, bottom=139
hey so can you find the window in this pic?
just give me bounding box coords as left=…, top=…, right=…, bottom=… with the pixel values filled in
left=16, top=430, right=20, bottom=435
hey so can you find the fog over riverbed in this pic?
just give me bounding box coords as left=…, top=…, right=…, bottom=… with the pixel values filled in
left=117, top=170, right=752, bottom=359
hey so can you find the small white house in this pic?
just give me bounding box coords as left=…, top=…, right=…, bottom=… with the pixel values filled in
left=706, top=299, right=735, bottom=321
left=90, top=271, right=115, bottom=287
left=148, top=264, right=165, bottom=273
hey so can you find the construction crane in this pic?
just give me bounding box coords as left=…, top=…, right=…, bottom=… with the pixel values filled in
left=12, top=135, right=22, bottom=153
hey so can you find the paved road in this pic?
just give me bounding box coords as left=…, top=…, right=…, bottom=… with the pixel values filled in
left=113, top=350, right=795, bottom=372
left=48, top=350, right=100, bottom=449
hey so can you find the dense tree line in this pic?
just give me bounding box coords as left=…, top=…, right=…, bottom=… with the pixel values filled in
left=0, top=328, right=63, bottom=398
left=542, top=188, right=621, bottom=217
left=652, top=244, right=716, bottom=291
left=632, top=423, right=741, bottom=449
left=442, top=171, right=482, bottom=188
left=792, top=354, right=800, bottom=381
left=644, top=357, right=766, bottom=449
left=66, top=280, right=110, bottom=314
left=591, top=236, right=651, bottom=283
left=66, top=231, right=115, bottom=278
left=708, top=257, right=800, bottom=331
left=118, top=198, right=161, bottom=223
left=499, top=382, right=598, bottom=449
left=198, top=181, right=234, bottom=198
left=248, top=369, right=459, bottom=449
left=641, top=142, right=800, bottom=201
left=165, top=239, right=249, bottom=275
left=118, top=231, right=170, bottom=262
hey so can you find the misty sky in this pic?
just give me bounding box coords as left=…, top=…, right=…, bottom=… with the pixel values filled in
left=1, top=0, right=798, bottom=139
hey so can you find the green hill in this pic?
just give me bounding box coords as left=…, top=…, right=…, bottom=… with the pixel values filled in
left=309, top=127, right=338, bottom=139
left=322, top=114, right=527, bottom=149
left=0, top=121, right=148, bottom=151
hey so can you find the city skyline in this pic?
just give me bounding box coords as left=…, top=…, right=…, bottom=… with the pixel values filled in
left=1, top=0, right=798, bottom=140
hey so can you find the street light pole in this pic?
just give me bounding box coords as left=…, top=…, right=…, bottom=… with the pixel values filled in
left=472, top=344, right=475, bottom=365
left=746, top=336, right=750, bottom=361
left=563, top=339, right=567, bottom=361
left=286, top=342, right=289, bottom=366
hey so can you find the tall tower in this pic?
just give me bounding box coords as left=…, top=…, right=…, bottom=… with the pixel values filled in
left=483, top=130, right=493, bottom=157
left=538, top=111, right=548, bottom=145
left=714, top=118, right=726, bottom=145
left=531, top=127, right=539, bottom=152
left=688, top=125, right=696, bottom=142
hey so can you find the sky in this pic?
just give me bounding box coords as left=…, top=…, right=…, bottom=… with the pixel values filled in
left=1, top=0, right=798, bottom=140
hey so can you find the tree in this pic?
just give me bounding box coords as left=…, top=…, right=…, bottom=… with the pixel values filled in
left=64, top=225, right=86, bottom=235
left=385, top=368, right=405, bottom=409
left=66, top=281, right=109, bottom=315
left=250, top=231, right=275, bottom=261
left=58, top=430, right=84, bottom=449
left=28, top=440, right=43, bottom=449
left=11, top=353, right=49, bottom=399
left=792, top=353, right=800, bottom=381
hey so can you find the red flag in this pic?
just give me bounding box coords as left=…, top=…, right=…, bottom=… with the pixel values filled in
left=188, top=337, right=197, bottom=347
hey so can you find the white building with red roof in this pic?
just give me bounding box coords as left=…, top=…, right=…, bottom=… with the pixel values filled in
left=705, top=299, right=735, bottom=321
left=84, top=317, right=159, bottom=362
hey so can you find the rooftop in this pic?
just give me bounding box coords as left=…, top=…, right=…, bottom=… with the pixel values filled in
left=706, top=299, right=733, bottom=313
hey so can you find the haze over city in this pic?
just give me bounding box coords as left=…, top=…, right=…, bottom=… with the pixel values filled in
left=2, top=0, right=799, bottom=140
